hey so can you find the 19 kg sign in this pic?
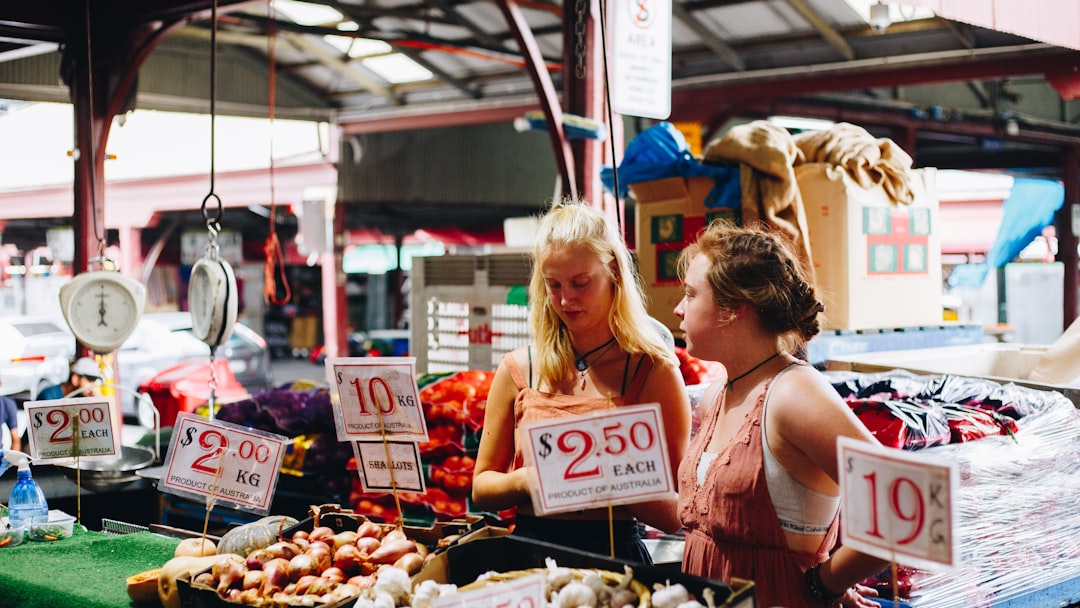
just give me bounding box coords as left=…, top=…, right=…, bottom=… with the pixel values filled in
left=838, top=436, right=957, bottom=570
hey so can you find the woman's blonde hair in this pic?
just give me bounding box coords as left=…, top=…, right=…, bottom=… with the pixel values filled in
left=528, top=199, right=673, bottom=386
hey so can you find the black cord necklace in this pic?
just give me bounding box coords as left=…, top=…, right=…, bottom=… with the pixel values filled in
left=726, top=351, right=782, bottom=391
left=574, top=336, right=618, bottom=389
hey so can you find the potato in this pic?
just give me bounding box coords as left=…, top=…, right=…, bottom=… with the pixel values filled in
left=174, top=537, right=217, bottom=558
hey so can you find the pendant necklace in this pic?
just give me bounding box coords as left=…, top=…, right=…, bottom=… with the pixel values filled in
left=574, top=336, right=618, bottom=389
left=726, top=351, right=782, bottom=391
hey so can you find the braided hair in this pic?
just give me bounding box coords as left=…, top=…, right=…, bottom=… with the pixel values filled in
left=678, top=220, right=825, bottom=348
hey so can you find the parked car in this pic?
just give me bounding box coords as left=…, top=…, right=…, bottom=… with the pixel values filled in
left=0, top=315, right=74, bottom=401
left=139, top=312, right=274, bottom=395
left=113, top=312, right=274, bottom=416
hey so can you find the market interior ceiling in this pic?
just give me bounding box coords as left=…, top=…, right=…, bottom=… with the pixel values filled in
left=1, top=0, right=1079, bottom=241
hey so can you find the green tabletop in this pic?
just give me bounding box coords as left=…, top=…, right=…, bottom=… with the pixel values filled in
left=0, top=526, right=179, bottom=608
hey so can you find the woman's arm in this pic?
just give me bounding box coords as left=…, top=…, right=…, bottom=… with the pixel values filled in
left=471, top=356, right=532, bottom=512
left=625, top=358, right=692, bottom=533
left=634, top=359, right=692, bottom=481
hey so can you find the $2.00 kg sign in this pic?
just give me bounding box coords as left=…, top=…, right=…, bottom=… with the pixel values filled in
left=160, top=413, right=288, bottom=514
left=327, top=357, right=428, bottom=443
left=523, top=403, right=673, bottom=515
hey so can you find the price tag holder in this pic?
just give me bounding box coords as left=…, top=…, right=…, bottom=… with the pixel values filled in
left=159, top=412, right=288, bottom=514
left=327, top=357, right=428, bottom=442
left=522, top=403, right=672, bottom=516
left=838, top=436, right=958, bottom=570
left=352, top=440, right=426, bottom=493
left=25, top=397, right=120, bottom=462
left=432, top=571, right=545, bottom=608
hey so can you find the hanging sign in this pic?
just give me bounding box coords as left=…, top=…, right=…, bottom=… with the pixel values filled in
left=838, top=436, right=958, bottom=570
left=352, top=440, right=426, bottom=493
left=522, top=403, right=672, bottom=515
left=24, top=397, right=120, bottom=462
left=611, top=0, right=673, bottom=119
left=159, top=413, right=287, bottom=514
left=327, top=357, right=428, bottom=442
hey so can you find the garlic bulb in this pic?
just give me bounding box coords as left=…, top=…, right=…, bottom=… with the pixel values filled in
left=556, top=581, right=598, bottom=608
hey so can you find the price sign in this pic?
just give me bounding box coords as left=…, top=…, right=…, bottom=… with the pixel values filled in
left=522, top=403, right=672, bottom=515
left=327, top=357, right=428, bottom=442
left=352, top=440, right=426, bottom=493
left=432, top=572, right=545, bottom=608
left=25, top=397, right=119, bottom=462
left=838, top=436, right=958, bottom=570
left=160, top=413, right=287, bottom=514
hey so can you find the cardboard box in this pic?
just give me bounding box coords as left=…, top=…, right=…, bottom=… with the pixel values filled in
left=415, top=535, right=757, bottom=608
left=631, top=176, right=740, bottom=333
left=825, top=343, right=1080, bottom=407
left=798, top=164, right=942, bottom=330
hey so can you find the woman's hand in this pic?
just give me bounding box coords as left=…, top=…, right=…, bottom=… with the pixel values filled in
left=834, top=583, right=880, bottom=608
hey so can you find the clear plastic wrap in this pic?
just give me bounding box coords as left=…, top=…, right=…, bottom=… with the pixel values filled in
left=826, top=370, right=1080, bottom=607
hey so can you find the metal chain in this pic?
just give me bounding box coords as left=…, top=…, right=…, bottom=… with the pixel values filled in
left=574, top=0, right=588, bottom=79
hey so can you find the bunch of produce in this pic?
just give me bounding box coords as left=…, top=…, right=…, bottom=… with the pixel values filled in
left=135, top=516, right=430, bottom=608
left=354, top=556, right=719, bottom=608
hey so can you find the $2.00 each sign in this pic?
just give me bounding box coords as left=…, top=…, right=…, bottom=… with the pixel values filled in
left=25, top=397, right=120, bottom=462
left=523, top=403, right=673, bottom=515
left=327, top=357, right=428, bottom=443
left=838, top=436, right=958, bottom=570
left=160, top=413, right=288, bottom=514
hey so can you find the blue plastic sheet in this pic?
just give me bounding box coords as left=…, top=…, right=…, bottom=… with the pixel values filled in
left=601, top=122, right=740, bottom=208
left=948, top=177, right=1063, bottom=289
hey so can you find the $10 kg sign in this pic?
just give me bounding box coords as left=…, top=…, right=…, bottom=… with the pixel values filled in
left=523, top=403, right=672, bottom=515
left=327, top=357, right=428, bottom=442
left=160, top=413, right=287, bottom=514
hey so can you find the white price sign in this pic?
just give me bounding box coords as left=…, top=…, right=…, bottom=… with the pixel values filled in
left=352, top=440, right=426, bottom=493
left=160, top=413, right=287, bottom=514
left=523, top=404, right=672, bottom=515
left=432, top=572, right=545, bottom=608
left=25, top=397, right=119, bottom=462
left=838, top=436, right=958, bottom=570
left=327, top=357, right=428, bottom=442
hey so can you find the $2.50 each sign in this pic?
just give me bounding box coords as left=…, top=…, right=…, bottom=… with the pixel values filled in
left=838, top=436, right=957, bottom=570
left=160, top=413, right=288, bottom=514
left=522, top=403, right=673, bottom=515
left=327, top=357, right=428, bottom=442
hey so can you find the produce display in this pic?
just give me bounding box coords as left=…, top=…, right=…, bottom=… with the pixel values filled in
left=827, top=370, right=1080, bottom=606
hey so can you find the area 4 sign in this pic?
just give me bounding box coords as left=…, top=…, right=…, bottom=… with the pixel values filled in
left=611, top=0, right=672, bottom=119
left=837, top=436, right=957, bottom=570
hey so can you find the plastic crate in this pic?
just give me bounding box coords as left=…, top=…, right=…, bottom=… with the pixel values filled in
left=410, top=253, right=532, bottom=374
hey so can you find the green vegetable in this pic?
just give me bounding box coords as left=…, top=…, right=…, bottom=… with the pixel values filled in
left=29, top=524, right=69, bottom=541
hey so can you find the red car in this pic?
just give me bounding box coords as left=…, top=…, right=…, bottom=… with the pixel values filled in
left=138, top=358, right=249, bottom=428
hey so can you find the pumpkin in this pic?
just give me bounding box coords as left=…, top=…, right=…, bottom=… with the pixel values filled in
left=217, top=515, right=299, bottom=557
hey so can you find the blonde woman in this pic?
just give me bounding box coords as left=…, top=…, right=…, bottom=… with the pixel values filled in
left=472, top=200, right=691, bottom=563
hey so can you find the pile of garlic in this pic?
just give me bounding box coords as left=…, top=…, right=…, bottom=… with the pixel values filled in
left=348, top=559, right=722, bottom=608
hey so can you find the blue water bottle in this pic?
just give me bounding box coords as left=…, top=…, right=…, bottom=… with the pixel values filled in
left=4, top=451, right=49, bottom=531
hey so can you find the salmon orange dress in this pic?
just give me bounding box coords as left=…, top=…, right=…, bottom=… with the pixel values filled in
left=505, top=349, right=655, bottom=563
left=678, top=371, right=838, bottom=608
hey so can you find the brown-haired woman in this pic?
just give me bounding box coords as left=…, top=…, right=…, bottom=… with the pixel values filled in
left=674, top=220, right=886, bottom=607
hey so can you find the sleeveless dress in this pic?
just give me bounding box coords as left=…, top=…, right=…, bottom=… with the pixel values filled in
left=504, top=350, right=655, bottom=563
left=677, top=363, right=839, bottom=608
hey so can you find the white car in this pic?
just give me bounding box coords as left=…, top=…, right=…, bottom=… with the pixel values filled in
left=0, top=315, right=74, bottom=400
left=112, top=312, right=274, bottom=416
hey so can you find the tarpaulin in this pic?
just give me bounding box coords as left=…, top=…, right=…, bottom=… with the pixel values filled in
left=601, top=122, right=740, bottom=208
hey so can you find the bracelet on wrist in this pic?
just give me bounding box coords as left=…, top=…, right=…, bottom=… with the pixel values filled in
left=805, top=562, right=844, bottom=604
